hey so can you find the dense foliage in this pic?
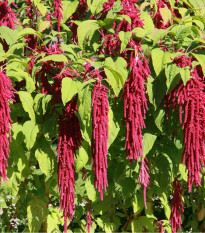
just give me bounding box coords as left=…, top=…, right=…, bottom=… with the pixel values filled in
left=0, top=0, right=205, bottom=232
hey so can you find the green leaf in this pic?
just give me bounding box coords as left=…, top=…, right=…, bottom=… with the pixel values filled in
left=23, top=121, right=39, bottom=150
left=18, top=91, right=35, bottom=122
left=104, top=57, right=128, bottom=96
left=0, top=26, right=18, bottom=45
left=87, top=0, right=108, bottom=15
left=75, top=144, right=89, bottom=172
left=132, top=27, right=146, bottom=39
left=172, top=25, right=192, bottom=41
left=179, top=163, right=188, bottom=182
left=160, top=192, right=171, bottom=220
left=42, top=95, right=52, bottom=114
left=131, top=216, right=154, bottom=232
left=180, top=66, right=192, bottom=85
left=143, top=133, right=157, bottom=155
left=62, top=0, right=79, bottom=23
left=122, top=177, right=135, bottom=198
left=35, top=139, right=56, bottom=178
left=151, top=48, right=172, bottom=76
left=77, top=20, right=100, bottom=49
left=85, top=178, right=97, bottom=202
left=147, top=75, right=167, bottom=109
left=36, top=2, right=47, bottom=16
left=27, top=199, right=48, bottom=233
left=191, top=52, right=205, bottom=76
left=108, top=107, right=120, bottom=148
left=38, top=54, right=68, bottom=63
left=61, top=78, right=80, bottom=105
left=78, top=83, right=92, bottom=120
left=2, top=170, right=21, bottom=196
left=38, top=21, right=50, bottom=32
left=132, top=194, right=144, bottom=214
left=165, top=63, right=181, bottom=93
left=118, top=31, right=132, bottom=53
left=17, top=28, right=42, bottom=39
left=140, top=11, right=155, bottom=33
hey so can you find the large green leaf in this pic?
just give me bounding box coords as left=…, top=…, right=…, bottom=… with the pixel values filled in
left=62, top=0, right=79, bottom=23
left=85, top=178, right=97, bottom=202
left=75, top=143, right=89, bottom=172
left=131, top=216, right=155, bottom=232
left=140, top=11, right=155, bottom=33
left=61, top=77, right=80, bottom=105
left=23, top=121, right=39, bottom=150
left=191, top=52, right=205, bottom=76
left=108, top=106, right=120, bottom=148
left=17, top=28, right=42, bottom=39
left=151, top=48, right=172, bottom=76
left=35, top=139, right=56, bottom=178
left=2, top=169, right=21, bottom=196
left=77, top=20, right=100, bottom=49
left=147, top=75, right=167, bottom=109
left=118, top=31, right=132, bottom=53
left=142, top=133, right=157, bottom=155
left=18, top=91, right=35, bottom=122
left=180, top=66, right=192, bottom=85
left=0, top=26, right=18, bottom=45
left=104, top=57, right=128, bottom=96
left=38, top=54, right=68, bottom=63
left=165, top=63, right=181, bottom=93
left=27, top=199, right=48, bottom=233
left=87, top=0, right=108, bottom=15
left=78, top=83, right=92, bottom=121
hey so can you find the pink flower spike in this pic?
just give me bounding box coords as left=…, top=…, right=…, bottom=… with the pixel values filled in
left=91, top=80, right=109, bottom=200
left=138, top=157, right=150, bottom=209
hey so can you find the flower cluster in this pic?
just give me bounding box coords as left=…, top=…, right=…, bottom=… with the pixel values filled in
left=138, top=157, right=150, bottom=208
left=165, top=55, right=205, bottom=192
left=57, top=96, right=83, bottom=232
left=0, top=71, right=14, bottom=182
left=85, top=203, right=93, bottom=233
left=91, top=81, right=109, bottom=200
left=170, top=178, right=184, bottom=233
left=0, top=0, right=19, bottom=29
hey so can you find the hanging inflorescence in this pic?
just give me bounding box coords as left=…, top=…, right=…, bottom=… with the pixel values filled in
left=138, top=157, right=150, bottom=208
left=0, top=0, right=19, bottom=29
left=91, top=80, right=109, bottom=200
left=0, top=71, right=14, bottom=182
left=53, top=0, right=63, bottom=33
left=123, top=47, right=150, bottom=161
left=57, top=96, right=83, bottom=233
left=165, top=55, right=205, bottom=192
left=170, top=178, right=184, bottom=233
left=85, top=203, right=93, bottom=233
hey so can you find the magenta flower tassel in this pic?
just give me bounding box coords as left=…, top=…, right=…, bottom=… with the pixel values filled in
left=58, top=96, right=83, bottom=233
left=0, top=71, right=14, bottom=182
left=91, top=81, right=109, bottom=200
left=138, top=157, right=150, bottom=208
left=170, top=178, right=184, bottom=233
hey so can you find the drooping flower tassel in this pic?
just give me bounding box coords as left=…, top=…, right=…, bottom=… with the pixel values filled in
left=53, top=0, right=63, bottom=33
left=57, top=96, right=83, bottom=233
left=123, top=50, right=150, bottom=161
left=156, top=220, right=165, bottom=233
left=170, top=178, right=184, bottom=233
left=0, top=71, right=14, bottom=182
left=91, top=81, right=109, bottom=200
left=138, top=157, right=150, bottom=209
left=85, top=203, right=93, bottom=233
left=177, top=69, right=205, bottom=192
left=165, top=55, right=205, bottom=192
left=0, top=0, right=20, bottom=29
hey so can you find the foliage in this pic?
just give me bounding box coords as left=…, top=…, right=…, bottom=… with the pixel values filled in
left=0, top=0, right=205, bottom=232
